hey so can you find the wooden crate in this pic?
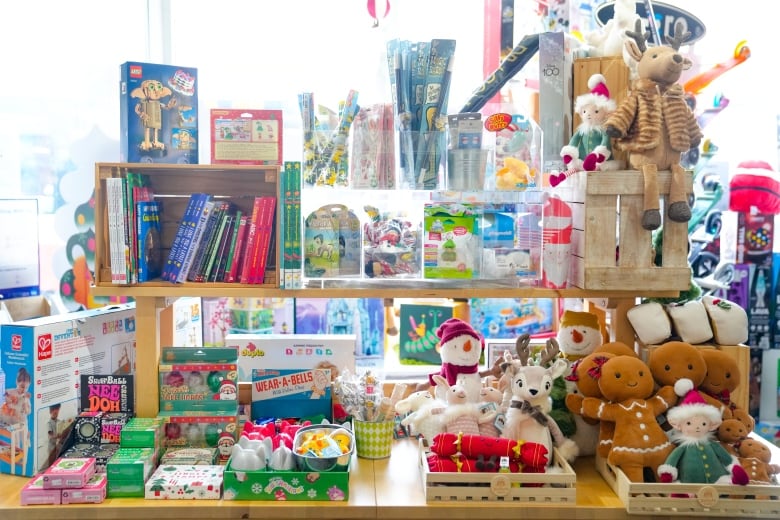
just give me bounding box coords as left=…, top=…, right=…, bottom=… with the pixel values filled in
left=596, top=455, right=780, bottom=517
left=418, top=438, right=576, bottom=504
left=639, top=343, right=751, bottom=412
left=561, top=169, right=692, bottom=291
left=94, top=162, right=280, bottom=288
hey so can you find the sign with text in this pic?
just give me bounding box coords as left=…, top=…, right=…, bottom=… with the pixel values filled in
left=80, top=374, right=134, bottom=413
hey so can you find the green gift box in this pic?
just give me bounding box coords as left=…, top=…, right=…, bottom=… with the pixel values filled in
left=222, top=459, right=350, bottom=501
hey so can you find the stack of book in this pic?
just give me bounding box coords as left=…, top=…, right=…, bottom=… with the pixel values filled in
left=160, top=193, right=276, bottom=284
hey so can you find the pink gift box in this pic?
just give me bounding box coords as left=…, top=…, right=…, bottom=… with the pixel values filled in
left=21, top=475, right=61, bottom=506
left=42, top=457, right=96, bottom=489
left=60, top=473, right=107, bottom=504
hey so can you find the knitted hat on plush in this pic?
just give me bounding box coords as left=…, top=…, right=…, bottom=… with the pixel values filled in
left=560, top=310, right=600, bottom=330
left=667, top=389, right=722, bottom=424
left=436, top=318, right=483, bottom=350
left=574, top=74, right=617, bottom=112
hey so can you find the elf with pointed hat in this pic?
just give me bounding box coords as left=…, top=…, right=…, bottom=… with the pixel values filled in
left=657, top=384, right=749, bottom=485
left=553, top=74, right=620, bottom=187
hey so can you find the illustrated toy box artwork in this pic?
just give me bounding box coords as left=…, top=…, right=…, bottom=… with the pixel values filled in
left=251, top=368, right=332, bottom=421
left=158, top=411, right=238, bottom=464
left=423, top=203, right=480, bottom=279
left=158, top=362, right=238, bottom=413
left=0, top=303, right=136, bottom=476
left=303, top=204, right=361, bottom=278
left=469, top=298, right=554, bottom=339
left=227, top=297, right=295, bottom=335
left=295, top=298, right=384, bottom=357
left=120, top=61, right=199, bottom=164
left=210, top=109, right=283, bottom=165
left=145, top=464, right=225, bottom=500
left=227, top=333, right=356, bottom=382
left=398, top=300, right=468, bottom=365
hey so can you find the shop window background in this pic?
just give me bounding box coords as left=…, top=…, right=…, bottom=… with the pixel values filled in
left=0, top=0, right=776, bottom=317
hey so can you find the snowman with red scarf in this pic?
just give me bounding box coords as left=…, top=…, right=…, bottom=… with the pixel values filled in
left=427, top=318, right=485, bottom=403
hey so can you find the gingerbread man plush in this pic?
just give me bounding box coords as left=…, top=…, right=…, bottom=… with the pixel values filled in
left=736, top=438, right=780, bottom=484
left=578, top=355, right=682, bottom=482
left=699, top=348, right=755, bottom=430
left=717, top=418, right=750, bottom=456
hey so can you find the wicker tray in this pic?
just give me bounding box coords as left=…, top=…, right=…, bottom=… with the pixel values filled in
left=596, top=455, right=780, bottom=517
left=418, top=438, right=576, bottom=503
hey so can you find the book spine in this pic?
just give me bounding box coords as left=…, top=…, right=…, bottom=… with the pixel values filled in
left=106, top=177, right=125, bottom=284
left=219, top=209, right=242, bottom=282
left=249, top=196, right=277, bottom=284
left=161, top=193, right=206, bottom=282
left=203, top=207, right=231, bottom=282
left=226, top=214, right=248, bottom=283
left=238, top=197, right=263, bottom=284
left=180, top=199, right=217, bottom=283
left=126, top=172, right=152, bottom=284
left=283, top=161, right=302, bottom=289
left=136, top=200, right=162, bottom=282
left=189, top=201, right=228, bottom=282
left=210, top=214, right=236, bottom=282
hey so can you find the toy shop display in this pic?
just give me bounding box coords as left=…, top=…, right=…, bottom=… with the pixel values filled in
left=362, top=205, right=420, bottom=278
left=145, top=464, right=225, bottom=500
left=470, top=298, right=554, bottom=341
left=120, top=61, right=198, bottom=164
left=303, top=204, right=361, bottom=278
left=21, top=462, right=107, bottom=506
left=210, top=109, right=283, bottom=165
left=488, top=113, right=541, bottom=192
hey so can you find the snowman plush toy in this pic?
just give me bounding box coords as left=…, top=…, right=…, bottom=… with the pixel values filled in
left=427, top=318, right=485, bottom=403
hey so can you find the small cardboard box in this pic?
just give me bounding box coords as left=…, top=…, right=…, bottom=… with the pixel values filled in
left=159, top=296, right=203, bottom=348
left=145, top=464, right=225, bottom=499
left=222, top=458, right=350, bottom=501
left=60, top=473, right=107, bottom=504
left=119, top=417, right=164, bottom=448
left=210, top=109, right=283, bottom=165
left=158, top=362, right=238, bottom=413
left=60, top=442, right=119, bottom=473
left=251, top=368, right=332, bottom=421
left=107, top=447, right=157, bottom=481
left=0, top=303, right=136, bottom=476
left=120, top=61, right=199, bottom=164
left=158, top=411, right=238, bottom=464
left=0, top=295, right=51, bottom=324
left=227, top=333, right=356, bottom=382
left=20, top=474, right=61, bottom=506
left=423, top=203, right=480, bottom=279
left=42, top=456, right=96, bottom=489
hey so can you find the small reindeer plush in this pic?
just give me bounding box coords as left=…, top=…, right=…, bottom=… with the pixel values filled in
left=500, top=334, right=579, bottom=465
left=605, top=20, right=703, bottom=231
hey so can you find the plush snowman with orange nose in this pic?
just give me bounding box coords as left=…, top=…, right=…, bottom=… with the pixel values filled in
left=428, top=318, right=485, bottom=403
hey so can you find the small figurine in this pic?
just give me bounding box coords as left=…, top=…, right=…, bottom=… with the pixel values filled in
left=132, top=79, right=177, bottom=154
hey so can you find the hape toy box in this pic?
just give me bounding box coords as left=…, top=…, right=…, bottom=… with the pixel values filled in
left=120, top=61, right=199, bottom=164
left=0, top=303, right=136, bottom=477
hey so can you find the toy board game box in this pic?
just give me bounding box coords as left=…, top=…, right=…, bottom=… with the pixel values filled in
left=145, top=464, right=225, bottom=500
left=120, top=61, right=198, bottom=164
left=226, top=333, right=355, bottom=382
left=251, top=367, right=332, bottom=421
left=210, top=109, right=283, bottom=165
left=295, top=298, right=384, bottom=357
left=469, top=298, right=555, bottom=339
left=0, top=303, right=136, bottom=476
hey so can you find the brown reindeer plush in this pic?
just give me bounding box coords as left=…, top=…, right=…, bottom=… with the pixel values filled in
left=605, top=20, right=703, bottom=230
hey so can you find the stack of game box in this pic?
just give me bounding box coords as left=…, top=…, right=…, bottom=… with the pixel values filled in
left=21, top=456, right=106, bottom=505
left=106, top=417, right=164, bottom=497
left=157, top=346, right=240, bottom=464
left=58, top=411, right=131, bottom=473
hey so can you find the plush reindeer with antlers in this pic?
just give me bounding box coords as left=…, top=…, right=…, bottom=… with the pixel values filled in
left=499, top=334, right=579, bottom=465
left=605, top=20, right=703, bottom=231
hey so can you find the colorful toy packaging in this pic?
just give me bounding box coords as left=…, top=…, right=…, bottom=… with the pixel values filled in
left=0, top=303, right=136, bottom=476
left=303, top=204, right=361, bottom=278
left=210, top=109, right=283, bottom=165
left=145, top=464, right=225, bottom=500
left=423, top=203, right=480, bottom=278
left=120, top=61, right=199, bottom=164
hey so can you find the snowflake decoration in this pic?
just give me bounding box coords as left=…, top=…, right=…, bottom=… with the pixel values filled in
left=252, top=483, right=263, bottom=494
left=223, top=488, right=236, bottom=500
left=196, top=488, right=208, bottom=498
left=307, top=488, right=318, bottom=498
left=291, top=477, right=300, bottom=486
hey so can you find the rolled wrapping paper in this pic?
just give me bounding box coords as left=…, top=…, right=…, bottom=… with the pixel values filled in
left=429, top=432, right=548, bottom=467
left=459, top=33, right=541, bottom=114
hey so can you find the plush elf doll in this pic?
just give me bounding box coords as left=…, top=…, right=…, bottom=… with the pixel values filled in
left=658, top=389, right=749, bottom=485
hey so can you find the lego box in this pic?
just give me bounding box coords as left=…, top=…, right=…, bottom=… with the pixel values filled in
left=0, top=303, right=136, bottom=477
left=120, top=61, right=199, bottom=164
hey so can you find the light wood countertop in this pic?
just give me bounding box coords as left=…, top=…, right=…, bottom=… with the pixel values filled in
left=1, top=435, right=778, bottom=519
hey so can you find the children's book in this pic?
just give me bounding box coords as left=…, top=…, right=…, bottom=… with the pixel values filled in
left=239, top=197, right=264, bottom=284
left=247, top=196, right=276, bottom=284
left=179, top=199, right=216, bottom=282
left=136, top=200, right=162, bottom=282
left=226, top=214, right=249, bottom=283
left=106, top=177, right=127, bottom=284
left=161, top=193, right=209, bottom=282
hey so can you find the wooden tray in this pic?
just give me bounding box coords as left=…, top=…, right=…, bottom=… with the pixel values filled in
left=418, top=438, right=576, bottom=503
